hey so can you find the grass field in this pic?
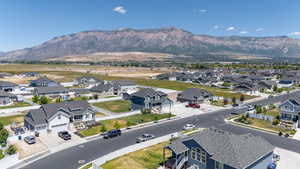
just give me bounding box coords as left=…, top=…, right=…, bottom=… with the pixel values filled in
left=93, top=100, right=132, bottom=113
left=0, top=102, right=31, bottom=109
left=79, top=113, right=173, bottom=137
left=0, top=115, right=24, bottom=126
left=101, top=141, right=171, bottom=169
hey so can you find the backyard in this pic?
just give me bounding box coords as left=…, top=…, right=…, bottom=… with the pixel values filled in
left=101, top=141, right=171, bottom=169
left=93, top=100, right=132, bottom=113
left=0, top=102, right=31, bottom=109
left=0, top=115, right=24, bottom=126
left=79, top=113, right=174, bottom=137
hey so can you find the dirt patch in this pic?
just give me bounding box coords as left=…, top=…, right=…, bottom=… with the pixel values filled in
left=13, top=138, right=47, bottom=159
left=0, top=76, right=36, bottom=84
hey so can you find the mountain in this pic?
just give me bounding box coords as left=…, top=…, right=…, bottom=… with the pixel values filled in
left=2, top=27, right=300, bottom=61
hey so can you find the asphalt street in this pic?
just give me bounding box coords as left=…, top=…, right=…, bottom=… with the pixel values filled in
left=21, top=91, right=300, bottom=169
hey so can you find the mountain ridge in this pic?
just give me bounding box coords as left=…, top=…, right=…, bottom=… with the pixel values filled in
left=1, top=27, right=300, bottom=61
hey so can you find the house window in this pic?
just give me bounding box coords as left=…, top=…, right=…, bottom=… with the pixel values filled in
left=200, top=150, right=206, bottom=164
left=215, top=161, right=224, bottom=169
left=191, top=148, right=206, bottom=164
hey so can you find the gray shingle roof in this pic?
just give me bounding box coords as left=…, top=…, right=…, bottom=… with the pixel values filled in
left=131, top=88, right=167, bottom=98
left=35, top=86, right=69, bottom=95
left=75, top=76, right=104, bottom=84
left=168, top=128, right=274, bottom=169
left=111, top=80, right=136, bottom=87
left=0, top=91, right=17, bottom=98
left=0, top=81, right=17, bottom=87
left=90, top=84, right=113, bottom=93
left=177, top=88, right=212, bottom=101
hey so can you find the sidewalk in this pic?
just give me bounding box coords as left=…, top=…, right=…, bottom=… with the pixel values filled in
left=293, top=129, right=300, bottom=141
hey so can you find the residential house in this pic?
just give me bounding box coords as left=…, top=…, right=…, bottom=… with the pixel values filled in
left=20, top=72, right=40, bottom=77
left=279, top=97, right=300, bottom=128
left=74, top=76, right=104, bottom=88
left=233, top=81, right=259, bottom=94
left=0, top=72, right=13, bottom=78
left=29, top=77, right=60, bottom=87
left=0, top=81, right=18, bottom=92
left=177, top=88, right=213, bottom=104
left=278, top=78, right=294, bottom=88
left=34, top=86, right=70, bottom=100
left=111, top=80, right=137, bottom=95
left=164, top=128, right=274, bottom=169
left=156, top=72, right=185, bottom=81
left=0, top=91, right=18, bottom=106
left=24, top=100, right=95, bottom=132
left=127, top=88, right=172, bottom=111
left=90, top=84, right=114, bottom=96
left=257, top=80, right=276, bottom=92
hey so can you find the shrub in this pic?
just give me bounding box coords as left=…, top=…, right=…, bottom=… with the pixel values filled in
left=0, top=128, right=9, bottom=145
left=39, top=96, right=49, bottom=104
left=141, top=109, right=151, bottom=114
left=5, top=145, right=17, bottom=155
left=272, top=119, right=280, bottom=125
left=100, top=125, right=107, bottom=133
left=240, top=95, right=245, bottom=102
left=113, top=121, right=121, bottom=129
left=55, top=97, right=62, bottom=103
left=231, top=97, right=236, bottom=104
left=32, top=95, right=39, bottom=103
left=0, top=150, right=4, bottom=160
left=223, top=99, right=229, bottom=105
left=93, top=94, right=99, bottom=100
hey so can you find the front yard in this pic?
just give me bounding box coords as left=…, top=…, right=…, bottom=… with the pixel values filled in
left=0, top=102, right=31, bottom=109
left=93, top=100, right=132, bottom=113
left=0, top=115, right=24, bottom=126
left=101, top=141, right=171, bottom=169
left=78, top=113, right=174, bottom=137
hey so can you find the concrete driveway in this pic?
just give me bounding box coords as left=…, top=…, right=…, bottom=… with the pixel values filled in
left=275, top=148, right=300, bottom=169
left=171, top=102, right=223, bottom=117
left=13, top=137, right=47, bottom=159
left=38, top=132, right=84, bottom=149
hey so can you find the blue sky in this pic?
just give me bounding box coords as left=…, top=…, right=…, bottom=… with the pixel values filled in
left=0, top=0, right=299, bottom=51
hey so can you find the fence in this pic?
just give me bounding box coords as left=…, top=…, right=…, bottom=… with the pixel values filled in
left=248, top=113, right=274, bottom=122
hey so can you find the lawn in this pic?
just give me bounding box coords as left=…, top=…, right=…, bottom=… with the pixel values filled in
left=101, top=141, right=172, bottom=169
left=235, top=117, right=296, bottom=135
left=264, top=108, right=280, bottom=118
left=96, top=112, right=106, bottom=117
left=0, top=102, right=31, bottom=109
left=0, top=115, right=24, bottom=126
left=79, top=113, right=174, bottom=137
left=80, top=163, right=92, bottom=169
left=93, top=100, right=132, bottom=113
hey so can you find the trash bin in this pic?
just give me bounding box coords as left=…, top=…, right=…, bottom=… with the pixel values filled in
left=18, top=135, right=22, bottom=140
left=35, top=131, right=39, bottom=137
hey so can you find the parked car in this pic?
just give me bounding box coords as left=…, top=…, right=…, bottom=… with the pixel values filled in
left=185, top=103, right=200, bottom=108
left=232, top=103, right=239, bottom=107
left=268, top=95, right=274, bottom=99
left=103, top=129, right=121, bottom=139
left=58, top=131, right=72, bottom=140
left=14, top=127, right=25, bottom=135
left=183, top=124, right=196, bottom=130
left=136, top=134, right=155, bottom=143
left=24, top=136, right=36, bottom=145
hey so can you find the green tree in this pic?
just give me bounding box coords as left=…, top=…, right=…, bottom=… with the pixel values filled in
left=114, top=121, right=121, bottom=129
left=32, top=95, right=39, bottom=103
left=231, top=97, right=237, bottom=104
left=5, top=145, right=17, bottom=155
left=39, top=96, right=49, bottom=104
left=256, top=105, right=263, bottom=114
left=0, top=128, right=9, bottom=145
left=273, top=85, right=278, bottom=92
left=55, top=97, right=62, bottom=103
left=100, top=125, right=107, bottom=133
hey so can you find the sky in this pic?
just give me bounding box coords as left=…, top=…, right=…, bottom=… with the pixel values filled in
left=0, top=0, right=299, bottom=52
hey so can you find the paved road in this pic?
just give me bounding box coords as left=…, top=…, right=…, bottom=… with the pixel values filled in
left=21, top=91, right=300, bottom=169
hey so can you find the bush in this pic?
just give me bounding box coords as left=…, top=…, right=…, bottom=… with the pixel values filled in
left=39, top=96, right=49, bottom=104
left=0, top=150, right=4, bottom=160
left=100, top=125, right=107, bottom=133
left=272, top=119, right=280, bottom=125
left=113, top=121, right=121, bottom=129
left=141, top=109, right=151, bottom=114
left=32, top=95, right=39, bottom=103
left=240, top=95, right=245, bottom=102
left=223, top=99, right=229, bottom=105
left=5, top=145, right=17, bottom=155
left=55, top=97, right=62, bottom=103
left=93, top=94, right=99, bottom=100
left=231, top=97, right=236, bottom=104
left=0, top=128, right=9, bottom=145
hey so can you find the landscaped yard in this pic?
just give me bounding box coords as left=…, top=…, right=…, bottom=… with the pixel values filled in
left=93, top=100, right=132, bottom=113
left=263, top=108, right=280, bottom=118
left=96, top=112, right=106, bottom=117
left=101, top=141, right=171, bottom=169
left=79, top=113, right=174, bottom=137
left=0, top=102, right=31, bottom=109
left=0, top=115, right=24, bottom=126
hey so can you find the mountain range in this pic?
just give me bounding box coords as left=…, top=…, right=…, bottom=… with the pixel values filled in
left=1, top=27, right=300, bottom=61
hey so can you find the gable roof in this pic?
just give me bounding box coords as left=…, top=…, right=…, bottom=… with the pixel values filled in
left=0, top=81, right=18, bottom=87
left=177, top=88, right=212, bottom=101
left=168, top=128, right=274, bottom=169
left=30, top=77, right=59, bottom=85
left=90, top=84, right=113, bottom=93
left=75, top=76, right=104, bottom=83
left=131, top=88, right=167, bottom=98
left=111, top=80, right=136, bottom=87
left=0, top=91, right=17, bottom=98
left=35, top=86, right=69, bottom=95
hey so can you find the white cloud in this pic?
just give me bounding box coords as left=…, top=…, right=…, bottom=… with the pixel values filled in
left=289, top=32, right=300, bottom=36
left=213, top=25, right=219, bottom=29
left=226, top=26, right=236, bottom=31
left=113, top=6, right=127, bottom=14
left=199, top=9, right=207, bottom=13
left=256, top=28, right=264, bottom=32
left=240, top=31, right=249, bottom=34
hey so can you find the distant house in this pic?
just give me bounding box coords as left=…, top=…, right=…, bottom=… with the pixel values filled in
left=0, top=81, right=18, bottom=92
left=233, top=82, right=259, bottom=94
left=34, top=86, right=70, bottom=100
left=0, top=72, right=13, bottom=78
left=257, top=80, right=276, bottom=91
left=279, top=97, right=300, bottom=128
left=164, top=128, right=274, bottom=169
left=29, top=77, right=60, bottom=87
left=74, top=76, right=104, bottom=87
left=20, top=72, right=40, bottom=77
left=0, top=91, right=18, bottom=106
left=177, top=88, right=213, bottom=103
left=278, top=78, right=294, bottom=88
left=126, top=88, right=172, bottom=111
left=156, top=72, right=187, bottom=81
left=24, top=100, right=95, bottom=132
left=90, top=84, right=114, bottom=96
left=111, top=80, right=137, bottom=95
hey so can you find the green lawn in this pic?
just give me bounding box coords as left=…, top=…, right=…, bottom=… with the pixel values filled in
left=93, top=100, right=132, bottom=113
left=0, top=115, right=24, bottom=126
left=101, top=141, right=171, bottom=169
left=0, top=102, right=31, bottom=109
left=80, top=163, right=92, bottom=169
left=263, top=108, right=280, bottom=117
left=79, top=113, right=174, bottom=137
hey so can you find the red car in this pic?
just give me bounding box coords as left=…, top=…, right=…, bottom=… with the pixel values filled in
left=185, top=103, right=200, bottom=108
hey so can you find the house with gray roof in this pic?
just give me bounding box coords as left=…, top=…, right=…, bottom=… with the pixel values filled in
left=90, top=84, right=114, bottom=96
left=0, top=91, right=18, bottom=106
left=164, top=128, right=274, bottom=169
left=111, top=80, right=137, bottom=95
left=24, top=100, right=95, bottom=132
left=29, top=77, right=60, bottom=87
left=127, top=88, right=172, bottom=111
left=34, top=86, right=70, bottom=100
left=0, top=81, right=18, bottom=92
left=279, top=97, right=300, bottom=128
left=74, top=76, right=104, bottom=87
left=177, top=88, right=213, bottom=104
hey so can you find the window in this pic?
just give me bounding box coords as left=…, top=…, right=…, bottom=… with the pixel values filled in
left=191, top=148, right=196, bottom=160
left=86, top=114, right=90, bottom=119
left=215, top=161, right=224, bottom=169
left=191, top=148, right=206, bottom=164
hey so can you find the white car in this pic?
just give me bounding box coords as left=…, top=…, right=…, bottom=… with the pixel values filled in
left=183, top=124, right=196, bottom=130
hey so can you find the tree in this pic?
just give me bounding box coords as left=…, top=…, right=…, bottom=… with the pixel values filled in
left=100, top=125, right=107, bottom=133
left=39, top=96, right=49, bottom=104
left=273, top=85, right=278, bottom=92
left=114, top=121, right=121, bottom=129
left=55, top=97, right=62, bottom=103
left=240, top=95, right=245, bottom=102
left=93, top=94, right=99, bottom=100
left=0, top=128, right=9, bottom=146
left=231, top=97, right=237, bottom=104
left=255, top=105, right=263, bottom=114
left=0, top=122, right=3, bottom=131
left=5, top=145, right=17, bottom=155
left=32, top=95, right=39, bottom=103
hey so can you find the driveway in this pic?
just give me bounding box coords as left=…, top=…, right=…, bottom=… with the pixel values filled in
left=13, top=137, right=47, bottom=159
left=171, top=102, right=223, bottom=117
left=38, top=132, right=85, bottom=149
left=275, top=148, right=300, bottom=169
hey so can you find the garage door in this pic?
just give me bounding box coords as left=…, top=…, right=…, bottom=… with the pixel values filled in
left=51, top=123, right=68, bottom=132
